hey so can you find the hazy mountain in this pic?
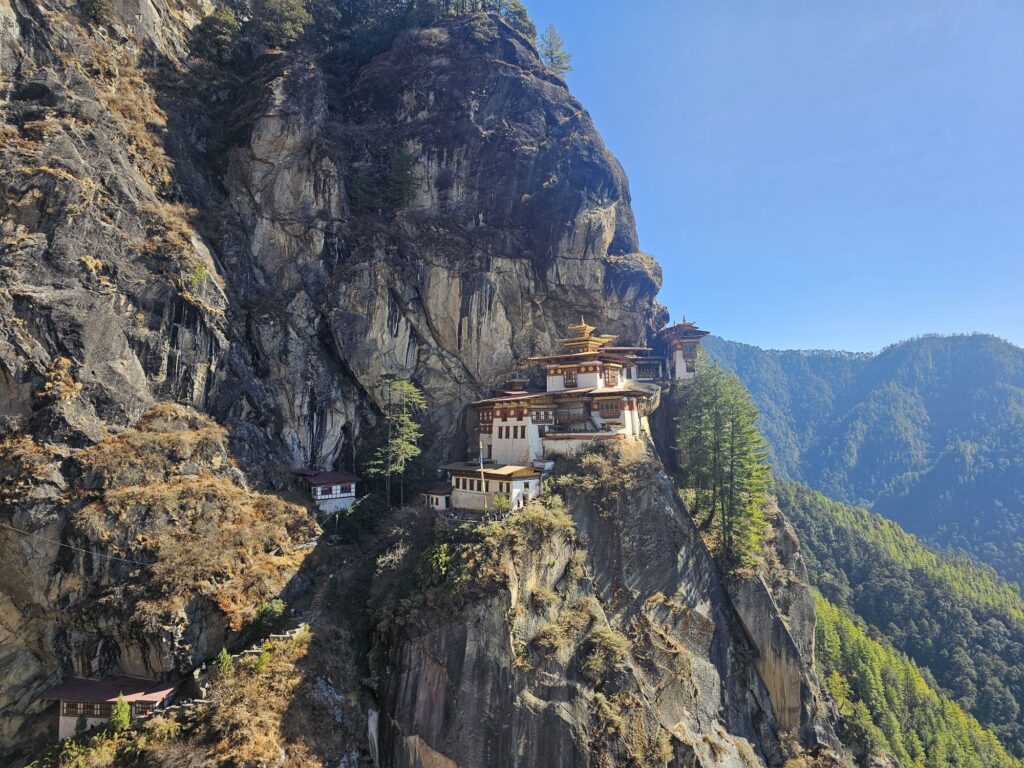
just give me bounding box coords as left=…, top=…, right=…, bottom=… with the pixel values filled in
left=706, top=334, right=1024, bottom=584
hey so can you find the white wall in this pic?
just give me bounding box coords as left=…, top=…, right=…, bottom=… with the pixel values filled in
left=59, top=715, right=108, bottom=740
left=490, top=421, right=539, bottom=465
left=315, top=496, right=356, bottom=514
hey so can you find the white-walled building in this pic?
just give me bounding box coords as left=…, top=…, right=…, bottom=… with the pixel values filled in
left=42, top=676, right=179, bottom=740
left=473, top=320, right=657, bottom=466
left=657, top=321, right=709, bottom=381
left=296, top=470, right=360, bottom=515
left=442, top=462, right=541, bottom=512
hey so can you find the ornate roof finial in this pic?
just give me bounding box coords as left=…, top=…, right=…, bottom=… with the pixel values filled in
left=569, top=316, right=596, bottom=338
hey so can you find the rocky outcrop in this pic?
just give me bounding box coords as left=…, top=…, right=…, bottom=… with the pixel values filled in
left=374, top=447, right=842, bottom=767
left=0, top=405, right=318, bottom=755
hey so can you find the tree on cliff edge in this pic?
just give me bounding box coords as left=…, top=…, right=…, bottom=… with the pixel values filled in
left=675, top=364, right=770, bottom=568
left=539, top=25, right=573, bottom=75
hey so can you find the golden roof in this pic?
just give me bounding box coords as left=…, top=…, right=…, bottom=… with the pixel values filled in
left=558, top=317, right=618, bottom=349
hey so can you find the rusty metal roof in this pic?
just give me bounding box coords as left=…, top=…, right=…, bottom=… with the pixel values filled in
left=42, top=676, right=180, bottom=703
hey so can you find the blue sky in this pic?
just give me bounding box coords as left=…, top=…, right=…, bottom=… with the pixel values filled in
left=525, top=1, right=1024, bottom=352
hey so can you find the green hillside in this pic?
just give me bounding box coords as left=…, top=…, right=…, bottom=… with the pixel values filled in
left=706, top=333, right=1024, bottom=585
left=777, top=481, right=1024, bottom=756
left=816, top=595, right=1021, bottom=768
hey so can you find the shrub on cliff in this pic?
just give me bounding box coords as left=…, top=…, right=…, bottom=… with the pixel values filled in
left=79, top=0, right=113, bottom=25
left=191, top=4, right=242, bottom=63
left=108, top=696, right=130, bottom=733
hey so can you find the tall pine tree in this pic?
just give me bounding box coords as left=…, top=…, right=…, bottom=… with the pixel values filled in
left=366, top=377, right=427, bottom=508
left=675, top=364, right=770, bottom=567
left=538, top=25, right=573, bottom=75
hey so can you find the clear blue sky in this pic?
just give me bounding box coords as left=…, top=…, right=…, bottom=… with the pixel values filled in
left=525, top=1, right=1024, bottom=352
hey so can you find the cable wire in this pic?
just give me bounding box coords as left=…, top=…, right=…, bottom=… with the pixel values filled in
left=0, top=520, right=153, bottom=567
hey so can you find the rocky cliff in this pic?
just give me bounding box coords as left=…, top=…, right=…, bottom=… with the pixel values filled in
left=373, top=446, right=840, bottom=768
left=2, top=3, right=836, bottom=765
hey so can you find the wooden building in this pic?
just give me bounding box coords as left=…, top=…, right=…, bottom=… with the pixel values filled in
left=657, top=320, right=710, bottom=381
left=442, top=462, right=541, bottom=512
left=295, top=470, right=360, bottom=515
left=42, top=676, right=179, bottom=740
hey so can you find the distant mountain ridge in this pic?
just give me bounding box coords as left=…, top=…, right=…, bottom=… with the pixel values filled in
left=705, top=333, right=1024, bottom=585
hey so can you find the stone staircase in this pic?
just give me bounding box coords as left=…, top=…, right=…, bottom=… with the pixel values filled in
left=149, top=623, right=310, bottom=720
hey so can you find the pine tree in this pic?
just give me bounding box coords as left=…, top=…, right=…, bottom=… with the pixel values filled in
left=251, top=0, right=311, bottom=48
left=675, top=364, right=770, bottom=567
left=109, top=694, right=131, bottom=732
left=495, top=0, right=536, bottom=41
left=538, top=25, right=572, bottom=75
left=366, top=377, right=427, bottom=508
left=192, top=4, right=242, bottom=63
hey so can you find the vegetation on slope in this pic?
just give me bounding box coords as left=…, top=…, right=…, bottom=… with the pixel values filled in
left=26, top=626, right=369, bottom=767
left=816, top=595, right=1020, bottom=768
left=779, top=481, right=1024, bottom=756
left=66, top=403, right=319, bottom=631
left=191, top=0, right=538, bottom=69
left=706, top=333, right=1024, bottom=586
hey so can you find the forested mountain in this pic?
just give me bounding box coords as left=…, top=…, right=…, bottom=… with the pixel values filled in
left=778, top=481, right=1024, bottom=757
left=706, top=334, right=1024, bottom=584
left=815, top=596, right=1020, bottom=768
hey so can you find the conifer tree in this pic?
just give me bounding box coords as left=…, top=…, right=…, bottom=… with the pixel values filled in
left=192, top=3, right=242, bottom=63
left=538, top=25, right=572, bottom=75
left=496, top=0, right=536, bottom=41
left=367, top=377, right=427, bottom=508
left=675, top=364, right=770, bottom=567
left=214, top=646, right=234, bottom=680
left=251, top=0, right=311, bottom=48
left=109, top=694, right=131, bottom=732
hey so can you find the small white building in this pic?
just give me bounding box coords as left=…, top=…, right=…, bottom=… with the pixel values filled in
left=42, top=676, right=179, bottom=740
left=296, top=470, right=360, bottom=514
left=443, top=462, right=542, bottom=512
left=422, top=485, right=452, bottom=511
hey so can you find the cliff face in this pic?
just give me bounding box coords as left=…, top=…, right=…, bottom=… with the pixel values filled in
left=374, top=447, right=839, bottom=767
left=2, top=5, right=833, bottom=766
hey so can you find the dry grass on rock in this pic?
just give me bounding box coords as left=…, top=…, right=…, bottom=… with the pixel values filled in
left=70, top=403, right=319, bottom=630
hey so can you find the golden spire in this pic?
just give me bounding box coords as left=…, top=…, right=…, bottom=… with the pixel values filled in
left=568, top=316, right=596, bottom=338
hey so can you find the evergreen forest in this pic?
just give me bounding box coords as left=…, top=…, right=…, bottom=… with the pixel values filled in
left=706, top=333, right=1024, bottom=586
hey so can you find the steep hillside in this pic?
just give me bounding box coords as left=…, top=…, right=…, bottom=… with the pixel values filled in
left=23, top=446, right=844, bottom=767
left=706, top=334, right=1024, bottom=584
left=778, top=481, right=1024, bottom=757
left=815, top=596, right=1020, bottom=768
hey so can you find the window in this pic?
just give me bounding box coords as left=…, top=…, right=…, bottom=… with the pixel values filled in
left=63, top=701, right=113, bottom=718
left=487, top=443, right=492, bottom=459
left=605, top=369, right=618, bottom=386
left=563, top=369, right=577, bottom=388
